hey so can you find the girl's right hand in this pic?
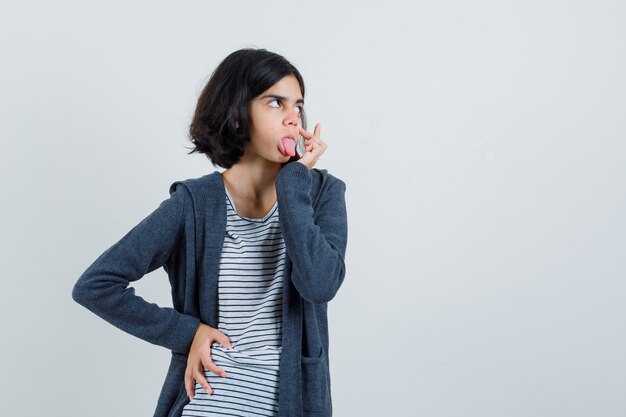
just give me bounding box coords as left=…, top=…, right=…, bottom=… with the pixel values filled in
left=184, top=323, right=233, bottom=401
left=296, top=123, right=326, bottom=170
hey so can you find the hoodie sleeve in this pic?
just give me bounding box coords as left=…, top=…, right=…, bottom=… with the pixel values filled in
left=71, top=184, right=201, bottom=354
left=275, top=162, right=348, bottom=304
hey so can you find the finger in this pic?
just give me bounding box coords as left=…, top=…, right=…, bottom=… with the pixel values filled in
left=314, top=123, right=321, bottom=138
left=203, top=357, right=228, bottom=378
left=185, top=369, right=195, bottom=401
left=213, top=331, right=233, bottom=349
left=299, top=126, right=314, bottom=139
left=310, top=141, right=325, bottom=157
left=194, top=370, right=213, bottom=396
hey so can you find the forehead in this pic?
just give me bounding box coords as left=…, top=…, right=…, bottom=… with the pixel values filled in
left=256, top=75, right=304, bottom=103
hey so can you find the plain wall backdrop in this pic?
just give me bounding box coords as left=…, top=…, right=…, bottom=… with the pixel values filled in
left=1, top=1, right=624, bottom=416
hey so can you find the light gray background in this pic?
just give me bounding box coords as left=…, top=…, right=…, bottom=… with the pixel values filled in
left=2, top=1, right=624, bottom=416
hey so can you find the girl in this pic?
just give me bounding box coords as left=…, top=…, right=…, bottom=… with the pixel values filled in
left=72, top=48, right=348, bottom=417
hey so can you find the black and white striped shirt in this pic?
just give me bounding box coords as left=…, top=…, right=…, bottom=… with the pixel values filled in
left=181, top=186, right=285, bottom=417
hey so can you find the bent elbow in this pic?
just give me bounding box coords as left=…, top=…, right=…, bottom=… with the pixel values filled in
left=71, top=271, right=103, bottom=307
left=71, top=275, right=91, bottom=306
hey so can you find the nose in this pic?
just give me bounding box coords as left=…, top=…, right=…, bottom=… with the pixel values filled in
left=283, top=108, right=300, bottom=129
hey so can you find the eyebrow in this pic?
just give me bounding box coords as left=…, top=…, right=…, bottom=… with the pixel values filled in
left=258, top=94, right=305, bottom=105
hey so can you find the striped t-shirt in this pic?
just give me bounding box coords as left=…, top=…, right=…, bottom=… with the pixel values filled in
left=181, top=185, right=285, bottom=417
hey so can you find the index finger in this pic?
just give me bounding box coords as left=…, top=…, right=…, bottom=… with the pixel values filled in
left=298, top=126, right=313, bottom=139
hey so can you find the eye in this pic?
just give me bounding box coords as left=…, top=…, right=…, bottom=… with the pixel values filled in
left=269, top=99, right=304, bottom=117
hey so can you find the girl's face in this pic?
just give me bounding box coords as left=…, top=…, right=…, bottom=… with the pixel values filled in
left=245, top=75, right=304, bottom=164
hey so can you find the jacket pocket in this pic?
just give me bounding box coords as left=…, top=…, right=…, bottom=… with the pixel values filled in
left=301, top=346, right=331, bottom=413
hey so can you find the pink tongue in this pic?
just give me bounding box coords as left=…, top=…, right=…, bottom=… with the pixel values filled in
left=281, top=137, right=296, bottom=156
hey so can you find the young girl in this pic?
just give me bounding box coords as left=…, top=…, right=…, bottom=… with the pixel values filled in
left=72, top=48, right=348, bottom=417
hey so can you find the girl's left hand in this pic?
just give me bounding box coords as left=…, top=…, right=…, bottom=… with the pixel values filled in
left=297, top=123, right=326, bottom=170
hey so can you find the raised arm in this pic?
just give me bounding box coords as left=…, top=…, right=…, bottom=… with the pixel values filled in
left=71, top=184, right=200, bottom=354
left=275, top=162, right=348, bottom=304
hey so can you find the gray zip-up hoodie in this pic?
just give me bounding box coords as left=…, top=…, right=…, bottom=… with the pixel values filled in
left=71, top=161, right=348, bottom=417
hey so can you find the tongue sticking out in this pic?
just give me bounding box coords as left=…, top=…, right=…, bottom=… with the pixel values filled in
left=280, top=137, right=296, bottom=157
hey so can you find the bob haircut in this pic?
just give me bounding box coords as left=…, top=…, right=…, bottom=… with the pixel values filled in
left=187, top=48, right=307, bottom=169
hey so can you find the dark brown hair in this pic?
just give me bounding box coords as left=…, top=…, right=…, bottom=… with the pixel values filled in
left=187, top=48, right=307, bottom=169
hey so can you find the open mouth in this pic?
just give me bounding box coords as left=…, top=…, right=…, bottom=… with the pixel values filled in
left=280, top=136, right=296, bottom=157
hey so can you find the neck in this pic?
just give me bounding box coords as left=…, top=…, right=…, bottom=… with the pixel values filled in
left=220, top=155, right=282, bottom=201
